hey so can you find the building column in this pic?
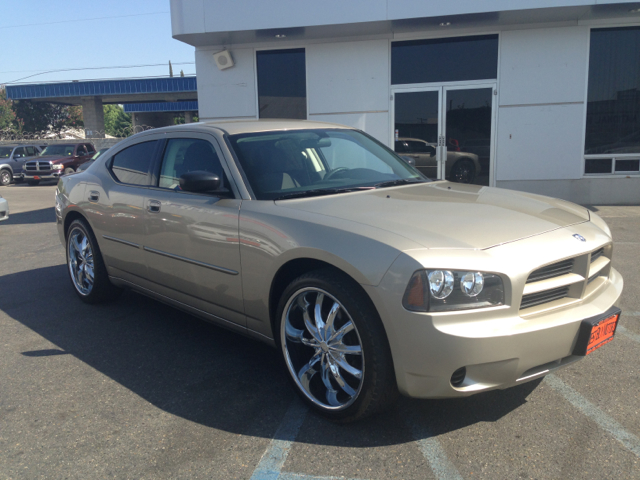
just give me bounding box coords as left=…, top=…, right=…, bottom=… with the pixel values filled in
left=81, top=97, right=105, bottom=138
left=184, top=111, right=194, bottom=123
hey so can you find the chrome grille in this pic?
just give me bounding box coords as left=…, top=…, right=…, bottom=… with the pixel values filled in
left=526, top=259, right=574, bottom=283
left=25, top=161, right=52, bottom=172
left=590, top=248, right=604, bottom=263
left=521, top=286, right=570, bottom=310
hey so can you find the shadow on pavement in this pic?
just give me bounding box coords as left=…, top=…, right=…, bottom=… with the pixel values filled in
left=2, top=207, right=55, bottom=225
left=0, top=264, right=542, bottom=447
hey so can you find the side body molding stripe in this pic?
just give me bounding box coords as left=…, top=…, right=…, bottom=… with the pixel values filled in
left=143, top=246, right=239, bottom=276
left=103, top=235, right=140, bottom=249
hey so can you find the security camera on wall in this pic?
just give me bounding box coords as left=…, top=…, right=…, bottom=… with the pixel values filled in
left=213, top=50, right=234, bottom=70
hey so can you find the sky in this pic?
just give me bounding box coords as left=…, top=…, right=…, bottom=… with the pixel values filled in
left=1, top=0, right=196, bottom=86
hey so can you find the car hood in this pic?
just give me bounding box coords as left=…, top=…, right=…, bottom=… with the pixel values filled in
left=34, top=155, right=73, bottom=163
left=276, top=182, right=590, bottom=250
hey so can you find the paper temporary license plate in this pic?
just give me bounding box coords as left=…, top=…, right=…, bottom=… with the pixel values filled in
left=573, top=307, right=621, bottom=356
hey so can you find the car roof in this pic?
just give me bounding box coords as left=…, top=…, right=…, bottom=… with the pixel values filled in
left=146, top=119, right=353, bottom=136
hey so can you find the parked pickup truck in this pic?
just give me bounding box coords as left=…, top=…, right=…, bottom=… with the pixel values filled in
left=23, top=143, right=95, bottom=185
left=0, top=144, right=43, bottom=186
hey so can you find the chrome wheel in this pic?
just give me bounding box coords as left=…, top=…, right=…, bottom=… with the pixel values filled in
left=67, top=227, right=95, bottom=296
left=0, top=170, right=11, bottom=186
left=281, top=288, right=364, bottom=410
left=451, top=159, right=475, bottom=184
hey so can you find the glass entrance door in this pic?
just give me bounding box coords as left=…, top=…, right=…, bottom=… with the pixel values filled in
left=393, top=84, right=495, bottom=186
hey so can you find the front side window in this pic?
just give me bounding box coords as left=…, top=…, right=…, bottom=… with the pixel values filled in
left=585, top=27, right=640, bottom=174
left=257, top=48, right=307, bottom=119
left=77, top=145, right=87, bottom=156
left=110, top=140, right=158, bottom=186
left=13, top=147, right=25, bottom=158
left=229, top=129, right=425, bottom=200
left=0, top=147, right=11, bottom=158
left=158, top=139, right=226, bottom=190
left=41, top=145, right=75, bottom=156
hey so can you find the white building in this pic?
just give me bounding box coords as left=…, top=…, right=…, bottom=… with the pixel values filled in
left=170, top=0, right=640, bottom=204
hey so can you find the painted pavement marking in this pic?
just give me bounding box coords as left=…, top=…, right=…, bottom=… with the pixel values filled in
left=618, top=325, right=640, bottom=343
left=408, top=417, right=464, bottom=480
left=545, top=374, right=640, bottom=458
left=250, top=398, right=308, bottom=480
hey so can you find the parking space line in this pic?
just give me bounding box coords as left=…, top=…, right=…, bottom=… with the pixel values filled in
left=545, top=375, right=640, bottom=458
left=618, top=325, right=640, bottom=344
left=624, top=312, right=640, bottom=317
left=410, top=421, right=464, bottom=480
left=279, top=474, right=366, bottom=480
left=250, top=398, right=308, bottom=480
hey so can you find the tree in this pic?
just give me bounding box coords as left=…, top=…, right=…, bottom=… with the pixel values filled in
left=11, top=100, right=74, bottom=133
left=0, top=89, right=17, bottom=130
left=103, top=104, right=132, bottom=137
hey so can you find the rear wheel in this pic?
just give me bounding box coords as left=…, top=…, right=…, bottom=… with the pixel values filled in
left=277, top=269, right=398, bottom=422
left=451, top=159, right=476, bottom=184
left=0, top=169, right=12, bottom=186
left=66, top=218, right=121, bottom=303
left=27, top=180, right=40, bottom=186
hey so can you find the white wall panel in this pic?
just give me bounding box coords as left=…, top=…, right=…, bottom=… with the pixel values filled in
left=307, top=40, right=390, bottom=115
left=499, top=27, right=589, bottom=106
left=203, top=0, right=386, bottom=34
left=309, top=112, right=390, bottom=145
left=495, top=103, right=585, bottom=181
left=170, top=0, right=205, bottom=36
left=194, top=47, right=257, bottom=120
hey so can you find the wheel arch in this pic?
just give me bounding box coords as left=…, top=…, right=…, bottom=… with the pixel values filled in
left=268, top=257, right=383, bottom=341
left=63, top=209, right=90, bottom=240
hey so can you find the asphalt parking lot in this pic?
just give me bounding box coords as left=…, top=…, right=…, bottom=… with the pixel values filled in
left=1, top=184, right=639, bottom=480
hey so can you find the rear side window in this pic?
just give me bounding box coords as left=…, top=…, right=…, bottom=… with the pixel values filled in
left=26, top=147, right=36, bottom=156
left=110, top=140, right=158, bottom=185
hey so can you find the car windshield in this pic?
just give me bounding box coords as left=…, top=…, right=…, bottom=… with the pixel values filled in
left=41, top=145, right=75, bottom=156
left=228, top=129, right=427, bottom=200
left=92, top=148, right=109, bottom=160
left=0, top=147, right=12, bottom=158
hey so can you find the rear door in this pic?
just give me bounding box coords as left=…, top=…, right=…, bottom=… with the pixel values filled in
left=142, top=133, right=245, bottom=326
left=86, top=137, right=162, bottom=281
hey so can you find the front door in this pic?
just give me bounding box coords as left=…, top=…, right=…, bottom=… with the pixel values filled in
left=142, top=135, right=245, bottom=327
left=392, top=84, right=496, bottom=186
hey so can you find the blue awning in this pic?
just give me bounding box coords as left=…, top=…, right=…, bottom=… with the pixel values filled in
left=6, top=77, right=197, bottom=100
left=124, top=101, right=199, bottom=113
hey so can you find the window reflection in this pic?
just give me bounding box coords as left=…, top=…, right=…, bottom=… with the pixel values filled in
left=257, top=49, right=307, bottom=120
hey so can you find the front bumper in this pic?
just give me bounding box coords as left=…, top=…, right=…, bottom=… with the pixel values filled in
left=367, top=224, right=623, bottom=399
left=23, top=172, right=62, bottom=181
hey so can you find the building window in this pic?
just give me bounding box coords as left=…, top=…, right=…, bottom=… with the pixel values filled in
left=257, top=48, right=306, bottom=119
left=391, top=35, right=499, bottom=85
left=584, top=27, right=640, bottom=175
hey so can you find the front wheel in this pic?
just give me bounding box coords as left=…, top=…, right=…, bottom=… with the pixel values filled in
left=0, top=169, right=12, bottom=186
left=66, top=218, right=121, bottom=303
left=64, top=167, right=75, bottom=175
left=277, top=269, right=398, bottom=422
left=450, top=159, right=476, bottom=184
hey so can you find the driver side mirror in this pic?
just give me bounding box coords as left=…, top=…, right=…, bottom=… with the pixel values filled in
left=179, top=170, right=229, bottom=195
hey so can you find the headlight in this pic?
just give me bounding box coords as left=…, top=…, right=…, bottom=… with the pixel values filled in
left=403, top=269, right=504, bottom=312
left=52, top=164, right=64, bottom=170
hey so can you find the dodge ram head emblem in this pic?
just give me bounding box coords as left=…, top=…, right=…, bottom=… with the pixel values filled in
left=573, top=234, right=586, bottom=242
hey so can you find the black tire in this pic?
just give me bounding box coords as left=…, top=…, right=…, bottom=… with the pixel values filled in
left=66, top=218, right=122, bottom=304
left=27, top=180, right=40, bottom=186
left=450, top=158, right=476, bottom=184
left=64, top=167, right=75, bottom=175
left=0, top=169, right=12, bottom=186
left=276, top=268, right=398, bottom=422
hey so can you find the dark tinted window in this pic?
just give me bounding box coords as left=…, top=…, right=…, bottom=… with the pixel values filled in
left=257, top=48, right=307, bottom=119
left=77, top=145, right=87, bottom=155
left=392, top=35, right=499, bottom=85
left=26, top=147, right=36, bottom=156
left=585, top=27, right=640, bottom=155
left=86, top=144, right=95, bottom=153
left=585, top=159, right=612, bottom=174
left=158, top=139, right=226, bottom=191
left=110, top=140, right=158, bottom=185
left=14, top=147, right=25, bottom=158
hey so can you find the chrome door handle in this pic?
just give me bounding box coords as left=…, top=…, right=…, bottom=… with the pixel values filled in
left=89, top=191, right=100, bottom=202
left=148, top=200, right=161, bottom=213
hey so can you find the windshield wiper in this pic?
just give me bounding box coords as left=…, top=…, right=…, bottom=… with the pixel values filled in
left=373, top=178, right=426, bottom=189
left=274, top=186, right=374, bottom=201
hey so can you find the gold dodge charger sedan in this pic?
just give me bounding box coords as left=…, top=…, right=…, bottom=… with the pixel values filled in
left=55, top=120, right=623, bottom=422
